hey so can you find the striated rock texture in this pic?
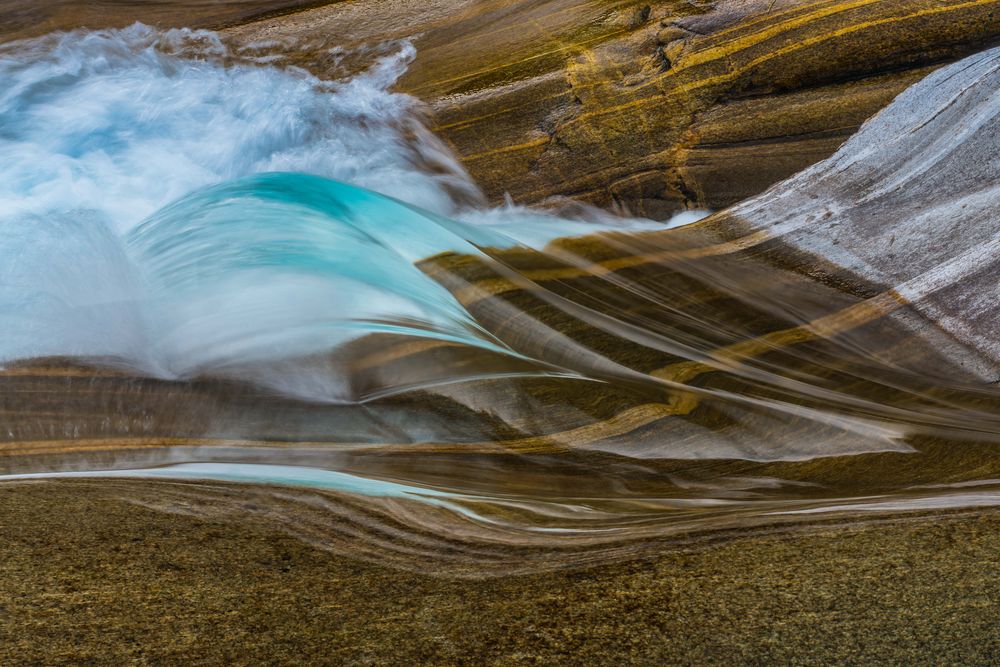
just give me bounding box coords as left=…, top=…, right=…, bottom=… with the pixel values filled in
left=702, top=42, right=1000, bottom=380
left=3, top=481, right=999, bottom=664
left=5, top=45, right=1000, bottom=495
left=226, top=0, right=1000, bottom=216
left=0, top=0, right=330, bottom=42
left=2, top=6, right=1000, bottom=575
left=0, top=480, right=1000, bottom=667
left=4, top=1, right=998, bottom=215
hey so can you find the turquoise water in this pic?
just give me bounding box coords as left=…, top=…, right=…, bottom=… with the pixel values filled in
left=127, top=173, right=512, bottom=382
left=4, top=24, right=1000, bottom=551
left=0, top=26, right=698, bottom=400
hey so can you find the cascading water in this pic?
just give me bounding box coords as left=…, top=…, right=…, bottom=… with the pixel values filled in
left=2, top=24, right=1000, bottom=573
left=0, top=25, right=683, bottom=393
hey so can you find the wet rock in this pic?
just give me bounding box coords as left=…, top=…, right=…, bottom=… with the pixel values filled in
left=223, top=0, right=1000, bottom=217
left=696, top=44, right=1000, bottom=379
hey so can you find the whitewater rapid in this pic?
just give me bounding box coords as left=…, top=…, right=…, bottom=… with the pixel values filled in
left=5, top=26, right=1000, bottom=559
left=0, top=25, right=704, bottom=399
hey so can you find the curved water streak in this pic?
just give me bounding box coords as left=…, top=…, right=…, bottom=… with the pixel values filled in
left=2, top=28, right=1000, bottom=568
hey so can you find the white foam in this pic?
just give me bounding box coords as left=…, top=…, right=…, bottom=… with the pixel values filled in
left=0, top=25, right=701, bottom=400
left=0, top=25, right=476, bottom=232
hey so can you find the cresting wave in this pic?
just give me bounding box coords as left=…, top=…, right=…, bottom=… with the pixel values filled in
left=0, top=25, right=695, bottom=398
left=2, top=26, right=1000, bottom=571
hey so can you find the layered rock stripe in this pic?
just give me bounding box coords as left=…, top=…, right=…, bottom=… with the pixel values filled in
left=4, top=1, right=997, bottom=213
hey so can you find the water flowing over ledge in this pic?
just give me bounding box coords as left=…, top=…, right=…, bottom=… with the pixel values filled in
left=2, top=26, right=1000, bottom=571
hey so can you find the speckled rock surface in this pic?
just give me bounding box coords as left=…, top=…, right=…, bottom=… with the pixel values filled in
left=2, top=480, right=999, bottom=665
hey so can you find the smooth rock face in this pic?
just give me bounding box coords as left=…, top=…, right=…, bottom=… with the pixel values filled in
left=5, top=45, right=1000, bottom=474
left=3, top=3, right=1000, bottom=569
left=708, top=44, right=1000, bottom=380
left=225, top=0, right=1000, bottom=215
left=4, top=1, right=998, bottom=215
left=0, top=0, right=327, bottom=40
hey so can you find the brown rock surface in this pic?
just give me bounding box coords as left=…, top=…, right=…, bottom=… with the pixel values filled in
left=225, top=0, right=1000, bottom=215
left=0, top=0, right=335, bottom=41
left=2, top=480, right=999, bottom=665
left=3, top=1, right=997, bottom=215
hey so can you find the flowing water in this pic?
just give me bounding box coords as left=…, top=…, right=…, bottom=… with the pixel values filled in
left=2, top=25, right=1000, bottom=573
